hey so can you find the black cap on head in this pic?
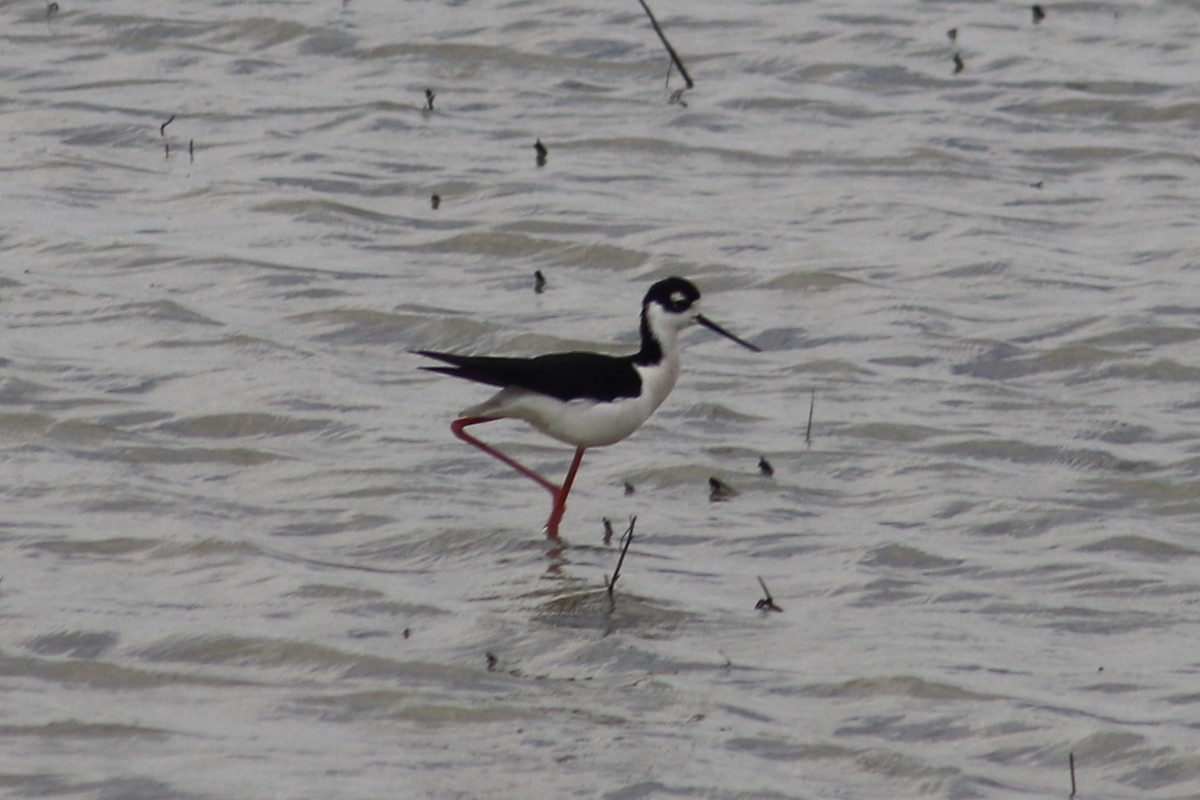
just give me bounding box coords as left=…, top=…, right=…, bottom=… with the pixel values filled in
left=643, top=276, right=701, bottom=313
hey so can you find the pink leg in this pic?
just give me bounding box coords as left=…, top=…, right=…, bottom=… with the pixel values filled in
left=544, top=446, right=585, bottom=538
left=451, top=417, right=587, bottom=538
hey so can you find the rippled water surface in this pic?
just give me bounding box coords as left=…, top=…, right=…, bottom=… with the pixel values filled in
left=5, top=1, right=1200, bottom=797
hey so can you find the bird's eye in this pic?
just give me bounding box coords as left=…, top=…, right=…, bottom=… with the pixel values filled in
left=668, top=291, right=692, bottom=311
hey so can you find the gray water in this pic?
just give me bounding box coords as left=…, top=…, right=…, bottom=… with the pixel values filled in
left=4, top=1, right=1200, bottom=797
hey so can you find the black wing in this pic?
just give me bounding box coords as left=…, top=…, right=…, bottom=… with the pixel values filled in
left=415, top=350, right=641, bottom=403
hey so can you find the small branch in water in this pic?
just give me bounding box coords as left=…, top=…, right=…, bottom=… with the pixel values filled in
left=534, top=270, right=547, bottom=294
left=636, top=0, right=694, bottom=89
left=805, top=389, right=815, bottom=447
left=758, top=455, right=774, bottom=477
left=605, top=516, right=636, bottom=611
left=602, top=516, right=614, bottom=545
left=160, top=114, right=175, bottom=137
left=1069, top=752, right=1076, bottom=798
left=755, top=576, right=783, bottom=612
left=709, top=476, right=738, bottom=502
left=424, top=88, right=436, bottom=111
left=534, top=138, right=548, bottom=167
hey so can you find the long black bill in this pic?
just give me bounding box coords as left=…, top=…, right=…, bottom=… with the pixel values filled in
left=696, top=314, right=762, bottom=352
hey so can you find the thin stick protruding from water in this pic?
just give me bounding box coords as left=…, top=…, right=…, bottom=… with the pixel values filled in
left=1069, top=752, right=1076, bottom=798
left=636, top=0, right=694, bottom=89
left=756, top=576, right=782, bottom=612
left=805, top=389, right=815, bottom=447
left=605, top=516, right=636, bottom=610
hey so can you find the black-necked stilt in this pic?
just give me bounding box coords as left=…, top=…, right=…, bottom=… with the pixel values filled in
left=417, top=276, right=760, bottom=538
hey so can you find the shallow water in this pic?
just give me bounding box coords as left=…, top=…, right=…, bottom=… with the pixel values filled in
left=4, top=1, right=1200, bottom=798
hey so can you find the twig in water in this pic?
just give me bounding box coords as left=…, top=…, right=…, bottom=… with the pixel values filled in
left=486, top=651, right=498, bottom=671
left=534, top=270, right=547, bottom=294
left=758, top=455, right=774, bottom=477
left=1032, top=4, right=1046, bottom=24
left=424, top=88, right=436, bottom=111
left=188, top=139, right=194, bottom=163
left=953, top=52, right=964, bottom=74
left=160, top=114, right=175, bottom=137
left=709, top=476, right=738, bottom=502
left=605, top=516, right=636, bottom=610
left=805, top=389, right=815, bottom=447
left=431, top=193, right=441, bottom=210
left=755, top=576, right=783, bottom=612
left=1069, top=752, right=1076, bottom=798
left=602, top=516, right=614, bottom=546
left=636, top=0, right=694, bottom=89
left=534, top=138, right=548, bottom=166
left=623, top=480, right=636, bottom=496
left=164, top=142, right=170, bottom=160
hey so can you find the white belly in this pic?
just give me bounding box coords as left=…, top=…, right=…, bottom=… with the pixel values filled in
left=465, top=357, right=680, bottom=448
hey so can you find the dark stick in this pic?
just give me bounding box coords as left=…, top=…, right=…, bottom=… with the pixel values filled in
left=605, top=517, right=636, bottom=609
left=1069, top=752, right=1076, bottom=798
left=755, top=576, right=783, bottom=612
left=188, top=139, right=194, bottom=163
left=160, top=114, right=175, bottom=137
left=635, top=0, right=694, bottom=89
left=805, top=389, right=815, bottom=447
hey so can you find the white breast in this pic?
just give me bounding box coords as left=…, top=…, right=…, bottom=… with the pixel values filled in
left=464, top=353, right=681, bottom=449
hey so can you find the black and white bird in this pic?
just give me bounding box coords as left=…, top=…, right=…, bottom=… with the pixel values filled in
left=416, top=276, right=760, bottom=537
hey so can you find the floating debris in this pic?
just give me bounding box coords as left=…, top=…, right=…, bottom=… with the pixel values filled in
left=534, top=270, right=546, bottom=294
left=1032, top=4, right=1046, bottom=24
left=758, top=456, right=774, bottom=477
left=534, top=138, right=548, bottom=167
left=755, top=576, right=783, bottom=612
left=709, top=476, right=738, bottom=502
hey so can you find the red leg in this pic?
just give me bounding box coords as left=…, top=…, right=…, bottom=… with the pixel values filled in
left=451, top=417, right=559, bottom=494
left=450, top=417, right=587, bottom=538
left=544, top=446, right=585, bottom=538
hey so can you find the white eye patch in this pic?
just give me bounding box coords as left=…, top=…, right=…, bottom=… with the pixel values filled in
left=670, top=290, right=690, bottom=308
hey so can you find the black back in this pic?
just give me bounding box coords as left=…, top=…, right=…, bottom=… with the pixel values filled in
left=416, top=350, right=642, bottom=402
